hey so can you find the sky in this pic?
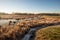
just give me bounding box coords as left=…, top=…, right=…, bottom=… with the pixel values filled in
left=0, top=0, right=60, bottom=13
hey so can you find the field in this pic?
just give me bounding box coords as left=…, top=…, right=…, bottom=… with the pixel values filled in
left=35, top=25, right=60, bottom=40
left=0, top=13, right=60, bottom=40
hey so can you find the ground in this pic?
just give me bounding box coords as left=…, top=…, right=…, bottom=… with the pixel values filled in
left=35, top=25, right=60, bottom=40
left=0, top=13, right=60, bottom=40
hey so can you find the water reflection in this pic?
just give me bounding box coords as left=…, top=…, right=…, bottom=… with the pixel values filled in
left=0, top=19, right=18, bottom=26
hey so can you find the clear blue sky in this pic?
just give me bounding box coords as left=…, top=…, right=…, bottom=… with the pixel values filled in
left=0, top=0, right=60, bottom=13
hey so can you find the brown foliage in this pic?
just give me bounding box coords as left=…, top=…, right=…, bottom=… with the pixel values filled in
left=0, top=16, right=60, bottom=40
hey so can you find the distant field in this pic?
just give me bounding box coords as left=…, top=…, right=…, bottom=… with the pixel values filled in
left=45, top=16, right=60, bottom=19
left=0, top=13, right=60, bottom=19
left=0, top=14, right=39, bottom=19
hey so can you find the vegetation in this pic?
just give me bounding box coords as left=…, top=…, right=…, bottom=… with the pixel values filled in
left=0, top=13, right=60, bottom=40
left=0, top=13, right=60, bottom=19
left=35, top=25, right=60, bottom=40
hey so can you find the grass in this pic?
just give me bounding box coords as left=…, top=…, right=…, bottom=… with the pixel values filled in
left=35, top=25, right=60, bottom=40
left=42, top=15, right=60, bottom=19
left=0, top=15, right=60, bottom=40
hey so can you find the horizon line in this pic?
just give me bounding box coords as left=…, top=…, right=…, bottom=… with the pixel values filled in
left=0, top=12, right=60, bottom=14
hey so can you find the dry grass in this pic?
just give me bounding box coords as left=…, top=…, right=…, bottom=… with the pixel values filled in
left=35, top=25, right=60, bottom=40
left=42, top=15, right=60, bottom=19
left=0, top=15, right=60, bottom=40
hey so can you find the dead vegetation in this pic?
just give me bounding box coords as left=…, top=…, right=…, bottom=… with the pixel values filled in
left=0, top=15, right=60, bottom=40
left=35, top=25, right=60, bottom=40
